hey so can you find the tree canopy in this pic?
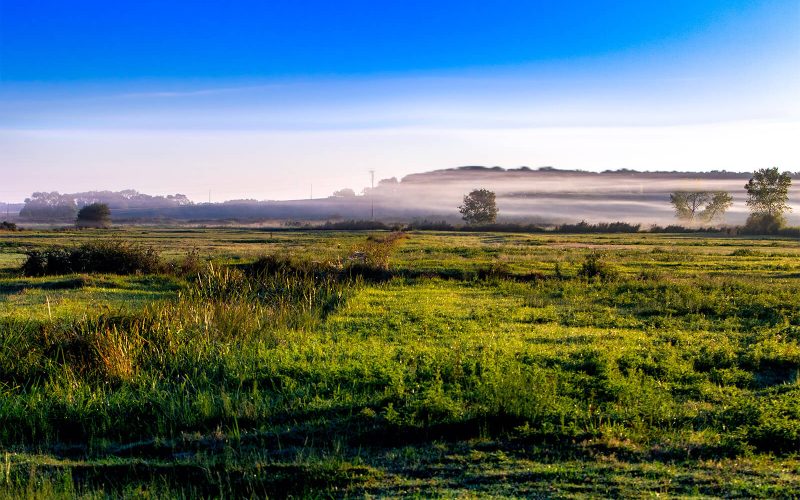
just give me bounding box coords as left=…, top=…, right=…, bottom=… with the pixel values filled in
left=19, top=192, right=77, bottom=221
left=459, top=189, right=498, bottom=224
left=20, top=190, right=192, bottom=221
left=76, top=203, right=112, bottom=228
left=669, top=191, right=732, bottom=224
left=745, top=167, right=792, bottom=219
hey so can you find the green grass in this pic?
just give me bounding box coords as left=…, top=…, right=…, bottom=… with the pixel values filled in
left=0, top=274, right=181, bottom=320
left=0, top=228, right=799, bottom=497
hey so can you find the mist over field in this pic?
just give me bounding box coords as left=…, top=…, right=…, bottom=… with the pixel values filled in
left=8, top=166, right=799, bottom=226
left=369, top=167, right=800, bottom=225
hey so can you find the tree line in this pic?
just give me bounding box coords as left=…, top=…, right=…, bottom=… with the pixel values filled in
left=19, top=190, right=192, bottom=221
left=459, top=167, right=794, bottom=234
left=14, top=168, right=795, bottom=234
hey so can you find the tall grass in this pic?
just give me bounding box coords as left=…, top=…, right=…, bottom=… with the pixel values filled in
left=1, top=230, right=799, bottom=495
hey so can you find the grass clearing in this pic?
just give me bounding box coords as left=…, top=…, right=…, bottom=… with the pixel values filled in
left=0, top=228, right=798, bottom=496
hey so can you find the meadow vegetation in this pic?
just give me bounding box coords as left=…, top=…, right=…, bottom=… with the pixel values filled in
left=0, top=227, right=798, bottom=497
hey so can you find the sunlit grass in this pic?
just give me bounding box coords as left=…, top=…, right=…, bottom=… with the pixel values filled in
left=0, top=228, right=798, bottom=496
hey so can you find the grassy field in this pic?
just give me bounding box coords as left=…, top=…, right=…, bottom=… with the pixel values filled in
left=1, top=227, right=799, bottom=497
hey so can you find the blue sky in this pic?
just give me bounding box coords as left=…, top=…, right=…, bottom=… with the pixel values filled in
left=1, top=0, right=798, bottom=201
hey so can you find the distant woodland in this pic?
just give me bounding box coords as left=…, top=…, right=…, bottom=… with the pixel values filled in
left=12, top=167, right=800, bottom=225
left=18, top=190, right=192, bottom=221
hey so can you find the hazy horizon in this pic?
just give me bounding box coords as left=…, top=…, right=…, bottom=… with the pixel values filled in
left=1, top=1, right=798, bottom=203
left=2, top=164, right=794, bottom=206
left=7, top=167, right=800, bottom=226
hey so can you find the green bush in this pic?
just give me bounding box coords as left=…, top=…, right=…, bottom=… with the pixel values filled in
left=477, top=260, right=513, bottom=280
left=22, top=240, right=161, bottom=276
left=577, top=252, right=618, bottom=281
left=162, top=248, right=205, bottom=277
left=742, top=213, right=784, bottom=235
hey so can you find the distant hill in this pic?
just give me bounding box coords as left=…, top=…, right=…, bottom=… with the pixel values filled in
left=373, top=166, right=798, bottom=225
left=13, top=167, right=800, bottom=225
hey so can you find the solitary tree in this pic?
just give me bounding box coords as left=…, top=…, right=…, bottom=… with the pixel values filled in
left=76, top=203, right=111, bottom=228
left=459, top=189, right=498, bottom=224
left=670, top=191, right=732, bottom=223
left=745, top=167, right=792, bottom=218
left=744, top=167, right=792, bottom=232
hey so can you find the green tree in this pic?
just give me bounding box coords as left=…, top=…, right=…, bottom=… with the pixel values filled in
left=670, top=192, right=710, bottom=222
left=76, top=203, right=111, bottom=228
left=745, top=167, right=792, bottom=218
left=700, top=191, right=733, bottom=223
left=459, top=189, right=498, bottom=224
left=670, top=191, right=732, bottom=223
left=744, top=167, right=792, bottom=232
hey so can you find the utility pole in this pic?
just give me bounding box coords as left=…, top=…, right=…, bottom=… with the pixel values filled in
left=369, top=170, right=375, bottom=220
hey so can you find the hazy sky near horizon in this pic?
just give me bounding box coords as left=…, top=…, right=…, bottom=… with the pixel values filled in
left=1, top=0, right=798, bottom=202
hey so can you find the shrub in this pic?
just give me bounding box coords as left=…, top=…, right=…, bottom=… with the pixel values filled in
left=73, top=240, right=160, bottom=274
left=21, top=248, right=73, bottom=276
left=742, top=213, right=783, bottom=235
left=577, top=252, right=617, bottom=281
left=477, top=261, right=513, bottom=280
left=21, top=240, right=161, bottom=276
left=648, top=224, right=723, bottom=233
left=0, top=221, right=18, bottom=231
left=463, top=223, right=546, bottom=233
left=557, top=221, right=640, bottom=233
left=408, top=219, right=455, bottom=231
left=163, top=248, right=206, bottom=277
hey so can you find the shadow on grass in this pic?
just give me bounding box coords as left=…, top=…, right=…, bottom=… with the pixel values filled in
left=0, top=276, right=89, bottom=295
left=7, top=460, right=374, bottom=499
left=0, top=275, right=182, bottom=297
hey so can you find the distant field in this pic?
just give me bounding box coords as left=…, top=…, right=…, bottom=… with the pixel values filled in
left=0, top=228, right=799, bottom=497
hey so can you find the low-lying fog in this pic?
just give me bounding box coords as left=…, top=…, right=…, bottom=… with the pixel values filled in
left=367, top=168, right=800, bottom=225
left=9, top=167, right=800, bottom=226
